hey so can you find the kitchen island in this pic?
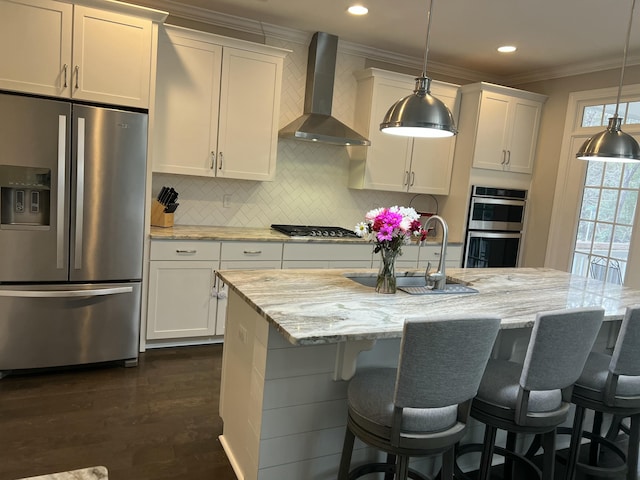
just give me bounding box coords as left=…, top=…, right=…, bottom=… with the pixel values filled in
left=215, top=267, right=640, bottom=480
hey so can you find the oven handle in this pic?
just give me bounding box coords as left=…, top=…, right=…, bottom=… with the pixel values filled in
left=471, top=197, right=526, bottom=207
left=466, top=231, right=522, bottom=239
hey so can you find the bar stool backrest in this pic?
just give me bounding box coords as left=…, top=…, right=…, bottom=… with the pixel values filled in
left=394, top=316, right=501, bottom=409
left=520, top=307, right=604, bottom=392
left=610, top=305, right=640, bottom=376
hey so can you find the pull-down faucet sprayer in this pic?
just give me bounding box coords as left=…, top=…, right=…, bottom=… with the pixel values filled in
left=423, top=215, right=448, bottom=290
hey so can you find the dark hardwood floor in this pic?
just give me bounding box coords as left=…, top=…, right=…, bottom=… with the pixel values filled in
left=0, top=345, right=237, bottom=480
left=1, top=344, right=636, bottom=480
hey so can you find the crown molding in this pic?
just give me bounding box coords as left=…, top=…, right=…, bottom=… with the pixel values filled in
left=142, top=0, right=639, bottom=85
left=505, top=54, right=640, bottom=85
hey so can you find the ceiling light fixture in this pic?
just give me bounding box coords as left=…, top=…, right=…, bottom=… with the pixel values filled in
left=347, top=5, right=368, bottom=15
left=379, top=0, right=456, bottom=138
left=497, top=45, right=517, bottom=53
left=577, top=0, right=640, bottom=162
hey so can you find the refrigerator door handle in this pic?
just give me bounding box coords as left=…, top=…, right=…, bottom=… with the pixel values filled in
left=74, top=117, right=86, bottom=270
left=57, top=115, right=67, bottom=270
left=0, top=286, right=133, bottom=298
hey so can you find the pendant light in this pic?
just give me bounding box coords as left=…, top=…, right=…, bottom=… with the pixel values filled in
left=379, top=0, right=457, bottom=138
left=577, top=0, right=640, bottom=162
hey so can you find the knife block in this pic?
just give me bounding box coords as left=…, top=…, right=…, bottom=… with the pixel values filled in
left=151, top=200, right=174, bottom=227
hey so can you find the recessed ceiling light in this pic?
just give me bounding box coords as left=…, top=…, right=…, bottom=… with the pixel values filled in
left=348, top=5, right=368, bottom=15
left=497, top=45, right=517, bottom=53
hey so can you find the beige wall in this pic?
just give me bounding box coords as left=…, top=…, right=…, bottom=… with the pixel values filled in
left=515, top=65, right=640, bottom=267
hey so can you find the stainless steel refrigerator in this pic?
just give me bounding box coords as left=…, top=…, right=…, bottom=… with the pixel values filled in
left=0, top=92, right=147, bottom=375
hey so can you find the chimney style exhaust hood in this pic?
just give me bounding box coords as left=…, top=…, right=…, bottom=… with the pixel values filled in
left=279, top=32, right=371, bottom=146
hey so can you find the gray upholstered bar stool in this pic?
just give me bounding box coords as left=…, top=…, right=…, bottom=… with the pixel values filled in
left=456, top=307, right=604, bottom=480
left=563, top=305, right=640, bottom=480
left=337, top=315, right=501, bottom=480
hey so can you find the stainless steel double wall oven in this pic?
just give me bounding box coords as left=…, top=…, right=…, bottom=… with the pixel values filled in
left=463, top=186, right=527, bottom=268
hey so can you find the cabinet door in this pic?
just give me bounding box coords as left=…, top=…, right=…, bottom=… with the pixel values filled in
left=357, top=79, right=413, bottom=191
left=72, top=5, right=152, bottom=108
left=147, top=260, right=217, bottom=339
left=0, top=0, right=72, bottom=97
left=216, top=260, right=280, bottom=336
left=472, top=92, right=511, bottom=171
left=505, top=99, right=542, bottom=174
left=409, top=85, right=458, bottom=194
left=217, top=47, right=282, bottom=181
left=153, top=30, right=222, bottom=176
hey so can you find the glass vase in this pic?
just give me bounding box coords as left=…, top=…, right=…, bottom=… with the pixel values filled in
left=376, top=248, right=399, bottom=294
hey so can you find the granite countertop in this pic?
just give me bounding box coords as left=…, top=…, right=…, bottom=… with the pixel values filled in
left=215, top=267, right=640, bottom=346
left=149, top=225, right=460, bottom=245
left=16, top=467, right=108, bottom=480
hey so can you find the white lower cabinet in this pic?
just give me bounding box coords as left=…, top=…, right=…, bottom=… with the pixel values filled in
left=418, top=244, right=463, bottom=269
left=146, top=239, right=461, bottom=345
left=146, top=240, right=221, bottom=340
left=282, top=243, right=373, bottom=269
left=215, top=241, right=284, bottom=336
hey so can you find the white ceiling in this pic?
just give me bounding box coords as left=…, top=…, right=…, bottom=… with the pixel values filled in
left=139, top=0, right=640, bottom=84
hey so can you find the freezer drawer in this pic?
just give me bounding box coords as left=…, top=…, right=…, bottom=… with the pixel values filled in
left=0, top=282, right=141, bottom=373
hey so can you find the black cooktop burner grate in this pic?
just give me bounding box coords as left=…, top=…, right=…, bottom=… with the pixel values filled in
left=271, top=224, right=358, bottom=238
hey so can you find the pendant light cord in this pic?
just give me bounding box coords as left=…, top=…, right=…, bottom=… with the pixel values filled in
left=615, top=0, right=636, bottom=117
left=422, top=0, right=434, bottom=77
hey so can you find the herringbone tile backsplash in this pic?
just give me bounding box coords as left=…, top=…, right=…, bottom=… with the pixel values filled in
left=152, top=36, right=436, bottom=230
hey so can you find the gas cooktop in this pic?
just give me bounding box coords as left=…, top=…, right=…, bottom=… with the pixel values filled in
left=271, top=224, right=358, bottom=238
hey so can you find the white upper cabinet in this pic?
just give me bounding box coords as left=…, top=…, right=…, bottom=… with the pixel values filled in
left=462, top=82, right=547, bottom=174
left=152, top=25, right=287, bottom=181
left=0, top=0, right=163, bottom=108
left=348, top=68, right=459, bottom=195
left=0, top=0, right=72, bottom=98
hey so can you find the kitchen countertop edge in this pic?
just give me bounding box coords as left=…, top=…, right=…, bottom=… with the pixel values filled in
left=150, top=225, right=461, bottom=245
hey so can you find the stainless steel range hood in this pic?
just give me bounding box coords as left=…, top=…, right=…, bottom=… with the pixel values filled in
left=279, top=32, right=370, bottom=146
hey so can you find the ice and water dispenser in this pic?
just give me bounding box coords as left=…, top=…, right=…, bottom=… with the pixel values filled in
left=0, top=165, right=51, bottom=229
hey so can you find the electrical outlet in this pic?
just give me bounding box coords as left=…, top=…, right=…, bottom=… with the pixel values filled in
left=223, top=194, right=232, bottom=208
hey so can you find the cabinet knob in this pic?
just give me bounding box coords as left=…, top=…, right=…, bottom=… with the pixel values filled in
left=74, top=65, right=80, bottom=89
left=506, top=150, right=511, bottom=165
left=501, top=150, right=507, bottom=165
left=243, top=250, right=263, bottom=255
left=210, top=152, right=216, bottom=169
left=219, top=152, right=224, bottom=170
left=63, top=64, right=68, bottom=88
left=404, top=171, right=409, bottom=186
left=410, top=171, right=415, bottom=187
left=176, top=249, right=197, bottom=254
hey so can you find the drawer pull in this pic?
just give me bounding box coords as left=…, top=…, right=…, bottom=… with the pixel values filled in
left=176, top=249, right=197, bottom=254
left=243, top=250, right=263, bottom=255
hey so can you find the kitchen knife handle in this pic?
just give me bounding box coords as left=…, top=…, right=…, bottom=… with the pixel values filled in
left=63, top=64, right=68, bottom=88
left=0, top=286, right=133, bottom=298
left=74, top=65, right=79, bottom=89
left=219, top=152, right=224, bottom=170
left=210, top=151, right=215, bottom=169
left=57, top=115, right=67, bottom=270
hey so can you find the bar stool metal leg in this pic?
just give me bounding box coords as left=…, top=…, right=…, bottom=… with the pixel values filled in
left=565, top=405, right=586, bottom=480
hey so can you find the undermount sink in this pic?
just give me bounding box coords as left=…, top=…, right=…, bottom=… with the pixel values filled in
left=345, top=275, right=479, bottom=295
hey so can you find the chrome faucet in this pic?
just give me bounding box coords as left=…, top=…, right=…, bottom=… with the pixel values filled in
left=423, top=215, right=448, bottom=290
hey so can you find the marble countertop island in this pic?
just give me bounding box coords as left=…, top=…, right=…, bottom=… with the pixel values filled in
left=216, top=267, right=640, bottom=345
